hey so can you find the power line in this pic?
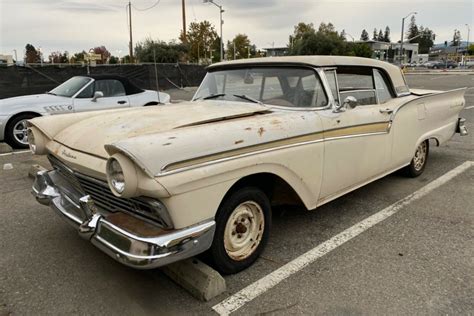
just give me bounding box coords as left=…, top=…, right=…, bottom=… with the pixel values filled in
left=132, top=0, right=161, bottom=11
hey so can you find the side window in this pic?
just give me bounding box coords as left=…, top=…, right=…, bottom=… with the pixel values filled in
left=324, top=70, right=339, bottom=104
left=95, top=79, right=126, bottom=97
left=373, top=69, right=394, bottom=104
left=76, top=82, right=94, bottom=98
left=336, top=67, right=376, bottom=107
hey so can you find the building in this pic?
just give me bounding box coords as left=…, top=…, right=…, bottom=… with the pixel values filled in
left=0, top=54, right=14, bottom=66
left=354, top=40, right=419, bottom=64
left=263, top=47, right=289, bottom=57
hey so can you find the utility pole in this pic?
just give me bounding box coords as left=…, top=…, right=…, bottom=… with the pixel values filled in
left=128, top=1, right=134, bottom=63
left=399, top=12, right=417, bottom=65
left=182, top=0, right=187, bottom=42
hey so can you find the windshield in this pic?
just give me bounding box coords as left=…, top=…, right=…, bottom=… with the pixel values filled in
left=193, top=67, right=328, bottom=108
left=49, top=76, right=92, bottom=97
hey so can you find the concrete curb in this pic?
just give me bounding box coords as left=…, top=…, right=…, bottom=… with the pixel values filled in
left=0, top=143, right=13, bottom=154
left=162, top=258, right=226, bottom=301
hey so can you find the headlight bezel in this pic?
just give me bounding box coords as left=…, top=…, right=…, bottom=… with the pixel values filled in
left=27, top=127, right=48, bottom=155
left=106, top=153, right=139, bottom=198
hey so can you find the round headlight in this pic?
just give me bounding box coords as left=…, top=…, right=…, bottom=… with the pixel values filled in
left=107, top=158, right=125, bottom=194
left=106, top=153, right=139, bottom=198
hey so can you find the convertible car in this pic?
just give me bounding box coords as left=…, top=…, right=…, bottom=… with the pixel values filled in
left=0, top=74, right=170, bottom=148
left=29, top=56, right=468, bottom=274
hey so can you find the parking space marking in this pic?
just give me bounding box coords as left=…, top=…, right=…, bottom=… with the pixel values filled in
left=464, top=105, right=474, bottom=110
left=212, top=161, right=474, bottom=315
left=0, top=150, right=31, bottom=157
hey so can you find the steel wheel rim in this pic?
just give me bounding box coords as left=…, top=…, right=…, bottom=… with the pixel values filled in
left=13, top=119, right=29, bottom=145
left=413, top=142, right=427, bottom=171
left=223, top=201, right=265, bottom=261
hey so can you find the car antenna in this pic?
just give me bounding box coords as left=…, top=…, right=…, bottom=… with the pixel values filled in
left=153, top=48, right=162, bottom=104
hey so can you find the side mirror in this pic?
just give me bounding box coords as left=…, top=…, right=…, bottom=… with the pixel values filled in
left=343, top=96, right=358, bottom=109
left=92, top=91, right=104, bottom=102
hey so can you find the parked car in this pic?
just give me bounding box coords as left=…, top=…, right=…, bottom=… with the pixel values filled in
left=0, top=75, right=170, bottom=148
left=425, top=60, right=458, bottom=69
left=29, top=56, right=468, bottom=274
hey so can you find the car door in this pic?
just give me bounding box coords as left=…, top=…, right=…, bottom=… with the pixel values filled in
left=72, top=79, right=130, bottom=112
left=317, top=67, right=398, bottom=203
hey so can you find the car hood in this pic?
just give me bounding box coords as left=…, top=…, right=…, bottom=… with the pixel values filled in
left=0, top=93, right=71, bottom=115
left=33, top=101, right=270, bottom=158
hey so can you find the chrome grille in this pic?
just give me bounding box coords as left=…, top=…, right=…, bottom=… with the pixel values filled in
left=48, top=155, right=167, bottom=227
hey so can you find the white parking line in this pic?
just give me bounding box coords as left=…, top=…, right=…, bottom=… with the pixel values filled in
left=464, top=105, right=474, bottom=110
left=0, top=150, right=31, bottom=157
left=212, top=161, right=474, bottom=315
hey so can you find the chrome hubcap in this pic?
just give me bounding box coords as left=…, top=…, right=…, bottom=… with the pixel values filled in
left=224, top=201, right=265, bottom=261
left=13, top=119, right=29, bottom=145
left=413, top=142, right=427, bottom=171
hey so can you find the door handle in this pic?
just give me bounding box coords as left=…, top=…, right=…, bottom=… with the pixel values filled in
left=117, top=100, right=127, bottom=104
left=379, top=108, right=393, bottom=114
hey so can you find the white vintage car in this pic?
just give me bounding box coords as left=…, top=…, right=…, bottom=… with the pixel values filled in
left=29, top=56, right=468, bottom=274
left=0, top=74, right=170, bottom=148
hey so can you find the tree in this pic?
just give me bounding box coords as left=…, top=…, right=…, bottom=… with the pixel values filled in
left=93, top=46, right=111, bottom=64
left=135, top=38, right=188, bottom=63
left=372, top=28, right=378, bottom=40
left=25, top=44, right=40, bottom=63
left=451, top=29, right=461, bottom=46
left=48, top=51, right=69, bottom=63
left=109, top=56, right=120, bottom=64
left=347, top=42, right=372, bottom=57
left=409, top=25, right=435, bottom=54
left=377, top=30, right=384, bottom=41
left=291, top=22, right=347, bottom=56
left=227, top=34, right=256, bottom=60
left=360, top=29, right=369, bottom=41
left=406, top=15, right=419, bottom=40
left=383, top=26, right=391, bottom=42
left=468, top=44, right=474, bottom=55
left=183, top=20, right=220, bottom=63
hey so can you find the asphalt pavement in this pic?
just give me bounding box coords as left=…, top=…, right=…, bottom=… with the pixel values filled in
left=0, top=73, right=473, bottom=315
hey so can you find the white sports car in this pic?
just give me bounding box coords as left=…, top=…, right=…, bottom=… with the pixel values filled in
left=0, top=74, right=170, bottom=148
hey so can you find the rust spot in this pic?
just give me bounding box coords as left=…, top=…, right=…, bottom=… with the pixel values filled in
left=168, top=136, right=176, bottom=139
left=163, top=143, right=172, bottom=146
left=245, top=127, right=252, bottom=131
left=270, top=119, right=281, bottom=125
left=258, top=127, right=266, bottom=137
left=234, top=140, right=244, bottom=145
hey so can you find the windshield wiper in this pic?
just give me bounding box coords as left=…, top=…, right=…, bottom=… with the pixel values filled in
left=233, top=94, right=264, bottom=105
left=195, top=93, right=226, bottom=101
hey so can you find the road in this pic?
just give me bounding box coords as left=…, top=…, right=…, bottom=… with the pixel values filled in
left=0, top=73, right=473, bottom=315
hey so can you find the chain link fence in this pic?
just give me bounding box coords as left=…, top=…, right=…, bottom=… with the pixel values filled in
left=0, top=63, right=207, bottom=99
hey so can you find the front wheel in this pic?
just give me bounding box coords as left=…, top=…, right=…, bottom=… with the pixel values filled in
left=5, top=114, right=38, bottom=149
left=209, top=187, right=271, bottom=274
left=403, top=140, right=429, bottom=177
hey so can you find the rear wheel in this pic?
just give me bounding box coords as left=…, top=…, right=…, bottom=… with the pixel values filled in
left=403, top=140, right=429, bottom=177
left=209, top=187, right=271, bottom=274
left=5, top=114, right=38, bottom=149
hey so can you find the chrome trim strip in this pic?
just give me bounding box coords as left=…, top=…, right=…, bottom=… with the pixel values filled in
left=158, top=123, right=389, bottom=176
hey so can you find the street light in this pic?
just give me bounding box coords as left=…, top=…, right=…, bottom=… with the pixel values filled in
left=466, top=24, right=471, bottom=51
left=399, top=11, right=417, bottom=64
left=203, top=0, right=224, bottom=62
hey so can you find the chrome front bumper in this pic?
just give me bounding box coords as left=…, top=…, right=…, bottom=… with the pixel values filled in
left=456, top=117, right=468, bottom=136
left=32, top=169, right=216, bottom=269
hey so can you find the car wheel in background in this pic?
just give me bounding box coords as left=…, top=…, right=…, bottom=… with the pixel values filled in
left=5, top=113, right=38, bottom=149
left=208, top=187, right=271, bottom=274
left=403, top=140, right=429, bottom=178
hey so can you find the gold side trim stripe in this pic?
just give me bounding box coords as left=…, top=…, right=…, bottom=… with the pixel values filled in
left=162, top=121, right=390, bottom=173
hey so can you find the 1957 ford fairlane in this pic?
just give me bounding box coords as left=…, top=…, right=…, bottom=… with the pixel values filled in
left=28, top=56, right=468, bottom=274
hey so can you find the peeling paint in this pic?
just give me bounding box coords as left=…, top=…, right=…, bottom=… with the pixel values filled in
left=163, top=143, right=172, bottom=146
left=234, top=140, right=244, bottom=145
left=258, top=127, right=266, bottom=137
left=245, top=127, right=252, bottom=131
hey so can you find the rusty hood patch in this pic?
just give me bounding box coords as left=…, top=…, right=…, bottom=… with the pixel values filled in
left=51, top=101, right=270, bottom=158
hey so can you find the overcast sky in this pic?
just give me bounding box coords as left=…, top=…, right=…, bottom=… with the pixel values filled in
left=0, top=0, right=472, bottom=58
